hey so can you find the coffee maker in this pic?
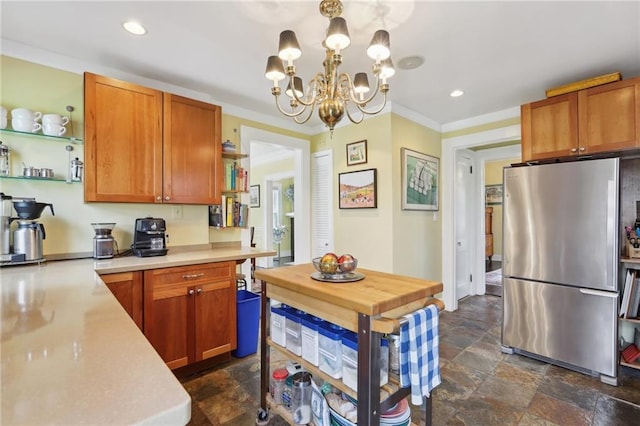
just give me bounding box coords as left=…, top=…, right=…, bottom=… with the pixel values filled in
left=132, top=217, right=168, bottom=257
left=1, top=197, right=54, bottom=265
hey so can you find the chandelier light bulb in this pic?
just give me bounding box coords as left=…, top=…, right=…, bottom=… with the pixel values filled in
left=265, top=56, right=286, bottom=85
left=366, top=30, right=391, bottom=62
left=278, top=30, right=302, bottom=66
left=325, top=17, right=351, bottom=52
left=379, top=58, right=396, bottom=83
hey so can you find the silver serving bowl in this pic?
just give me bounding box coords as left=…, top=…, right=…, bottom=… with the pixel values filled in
left=312, top=256, right=358, bottom=279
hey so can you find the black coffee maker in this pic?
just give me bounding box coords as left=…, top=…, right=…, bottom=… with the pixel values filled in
left=132, top=217, right=168, bottom=257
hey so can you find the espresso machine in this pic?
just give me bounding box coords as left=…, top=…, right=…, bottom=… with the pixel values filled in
left=132, top=217, right=168, bottom=257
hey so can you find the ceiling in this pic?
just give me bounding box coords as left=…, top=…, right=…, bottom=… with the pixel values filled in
left=2, top=1, right=639, bottom=133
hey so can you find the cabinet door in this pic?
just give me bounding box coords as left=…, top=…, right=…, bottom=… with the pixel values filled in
left=84, top=73, right=163, bottom=203
left=144, top=270, right=193, bottom=370
left=521, top=93, right=578, bottom=162
left=578, top=77, right=640, bottom=154
left=195, top=278, right=236, bottom=361
left=101, top=271, right=143, bottom=330
left=163, top=94, right=222, bottom=205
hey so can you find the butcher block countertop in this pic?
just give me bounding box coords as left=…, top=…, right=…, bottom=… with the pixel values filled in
left=1, top=246, right=274, bottom=426
left=255, top=264, right=443, bottom=332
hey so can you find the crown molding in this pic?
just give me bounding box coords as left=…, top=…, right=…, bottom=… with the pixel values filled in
left=441, top=106, right=521, bottom=133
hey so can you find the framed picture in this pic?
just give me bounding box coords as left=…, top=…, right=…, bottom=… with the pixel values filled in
left=401, top=148, right=439, bottom=211
left=338, top=168, right=377, bottom=209
left=346, top=139, right=367, bottom=166
left=485, top=184, right=503, bottom=205
left=249, top=185, right=260, bottom=208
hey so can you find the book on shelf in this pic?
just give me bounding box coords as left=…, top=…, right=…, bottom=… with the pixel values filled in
left=215, top=194, right=248, bottom=228
left=620, top=269, right=640, bottom=319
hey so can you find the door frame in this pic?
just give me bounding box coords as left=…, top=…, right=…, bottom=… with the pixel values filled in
left=241, top=126, right=310, bottom=269
left=441, top=124, right=521, bottom=311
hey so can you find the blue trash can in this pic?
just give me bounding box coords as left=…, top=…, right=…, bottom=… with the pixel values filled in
left=233, top=290, right=261, bottom=358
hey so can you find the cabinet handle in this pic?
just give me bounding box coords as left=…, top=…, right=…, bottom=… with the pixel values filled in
left=570, top=148, right=577, bottom=153
left=197, top=288, right=202, bottom=294
left=156, top=196, right=162, bottom=201
left=188, top=289, right=195, bottom=295
left=165, top=196, right=170, bottom=201
left=579, top=147, right=585, bottom=152
left=182, top=273, right=205, bottom=279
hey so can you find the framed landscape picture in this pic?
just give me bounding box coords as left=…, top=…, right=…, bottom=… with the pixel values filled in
left=485, top=184, right=503, bottom=205
left=338, top=168, right=377, bottom=209
left=249, top=185, right=260, bottom=208
left=401, top=148, right=439, bottom=211
left=346, top=139, right=367, bottom=166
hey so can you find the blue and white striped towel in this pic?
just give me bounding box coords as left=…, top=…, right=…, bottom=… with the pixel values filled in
left=399, top=304, right=441, bottom=405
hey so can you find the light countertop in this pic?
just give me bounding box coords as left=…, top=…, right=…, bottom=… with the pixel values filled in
left=1, top=247, right=275, bottom=425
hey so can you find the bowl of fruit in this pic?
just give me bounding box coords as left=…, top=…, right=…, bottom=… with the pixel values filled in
left=311, top=253, right=363, bottom=282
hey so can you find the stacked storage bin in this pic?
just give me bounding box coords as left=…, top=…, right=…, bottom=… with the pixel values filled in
left=341, top=331, right=389, bottom=391
left=270, top=303, right=289, bottom=347
left=318, top=322, right=346, bottom=378
left=284, top=308, right=305, bottom=356
left=300, top=314, right=324, bottom=366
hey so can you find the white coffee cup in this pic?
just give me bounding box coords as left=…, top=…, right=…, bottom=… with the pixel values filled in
left=42, top=114, right=69, bottom=126
left=42, top=124, right=66, bottom=137
left=0, top=106, right=7, bottom=117
left=0, top=116, right=7, bottom=129
left=11, top=108, right=42, bottom=122
left=12, top=118, right=42, bottom=133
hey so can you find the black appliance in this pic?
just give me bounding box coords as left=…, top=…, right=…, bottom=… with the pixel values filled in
left=132, top=217, right=168, bottom=257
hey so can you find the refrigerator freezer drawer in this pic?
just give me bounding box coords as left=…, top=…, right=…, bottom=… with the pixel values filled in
left=502, top=278, right=618, bottom=377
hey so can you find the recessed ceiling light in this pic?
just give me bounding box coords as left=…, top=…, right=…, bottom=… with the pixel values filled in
left=123, top=21, right=147, bottom=35
left=450, top=89, right=464, bottom=97
left=397, top=55, right=425, bottom=70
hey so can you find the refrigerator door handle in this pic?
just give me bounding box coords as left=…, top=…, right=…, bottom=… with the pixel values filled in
left=579, top=288, right=618, bottom=298
left=606, top=179, right=617, bottom=289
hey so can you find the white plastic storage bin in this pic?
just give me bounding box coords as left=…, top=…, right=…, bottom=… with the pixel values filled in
left=270, top=304, right=288, bottom=347
left=300, top=314, right=324, bottom=366
left=318, top=322, right=346, bottom=378
left=284, top=308, right=305, bottom=356
left=341, top=331, right=389, bottom=391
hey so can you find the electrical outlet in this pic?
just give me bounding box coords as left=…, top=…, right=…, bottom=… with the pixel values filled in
left=172, top=205, right=183, bottom=220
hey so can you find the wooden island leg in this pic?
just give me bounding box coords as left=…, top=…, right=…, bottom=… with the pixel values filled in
left=357, top=313, right=381, bottom=424
left=258, top=279, right=270, bottom=420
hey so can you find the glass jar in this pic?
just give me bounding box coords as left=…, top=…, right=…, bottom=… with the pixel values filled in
left=270, top=368, right=288, bottom=405
left=291, top=372, right=312, bottom=425
left=0, top=141, right=10, bottom=176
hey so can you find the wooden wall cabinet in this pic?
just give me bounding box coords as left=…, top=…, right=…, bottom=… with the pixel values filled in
left=101, top=271, right=144, bottom=330
left=143, top=262, right=236, bottom=370
left=521, top=77, right=640, bottom=162
left=84, top=72, right=222, bottom=204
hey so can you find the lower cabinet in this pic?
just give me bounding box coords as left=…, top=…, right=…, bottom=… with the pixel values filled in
left=102, top=271, right=144, bottom=330
left=143, top=262, right=237, bottom=369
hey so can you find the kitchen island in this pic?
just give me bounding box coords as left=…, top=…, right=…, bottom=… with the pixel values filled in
left=255, top=263, right=443, bottom=425
left=1, top=246, right=274, bottom=425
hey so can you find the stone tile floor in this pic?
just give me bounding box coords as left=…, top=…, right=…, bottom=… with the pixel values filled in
left=180, top=295, right=640, bottom=425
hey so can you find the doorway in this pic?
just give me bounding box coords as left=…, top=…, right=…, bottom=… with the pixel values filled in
left=441, top=125, right=522, bottom=311
left=240, top=126, right=310, bottom=277
left=455, top=150, right=474, bottom=300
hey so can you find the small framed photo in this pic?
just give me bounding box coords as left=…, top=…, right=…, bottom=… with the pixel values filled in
left=249, top=185, right=260, bottom=208
left=401, top=148, right=439, bottom=211
left=485, top=184, right=503, bottom=205
left=346, top=139, right=367, bottom=166
left=338, top=168, right=377, bottom=209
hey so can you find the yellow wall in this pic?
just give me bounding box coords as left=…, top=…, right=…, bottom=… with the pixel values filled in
left=391, top=114, right=442, bottom=280
left=484, top=157, right=519, bottom=257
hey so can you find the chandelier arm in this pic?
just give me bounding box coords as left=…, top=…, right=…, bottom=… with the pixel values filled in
left=293, top=104, right=317, bottom=124
left=288, top=73, right=323, bottom=108
left=345, top=105, right=365, bottom=125
left=337, top=72, right=384, bottom=107
left=273, top=94, right=311, bottom=118
left=354, top=91, right=389, bottom=115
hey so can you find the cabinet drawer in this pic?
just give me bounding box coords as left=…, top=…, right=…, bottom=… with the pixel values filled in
left=145, top=262, right=235, bottom=288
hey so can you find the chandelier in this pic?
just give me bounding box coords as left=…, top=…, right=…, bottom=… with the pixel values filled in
left=265, top=0, right=394, bottom=131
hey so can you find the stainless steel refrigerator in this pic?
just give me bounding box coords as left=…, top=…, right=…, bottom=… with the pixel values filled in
left=501, top=157, right=619, bottom=385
